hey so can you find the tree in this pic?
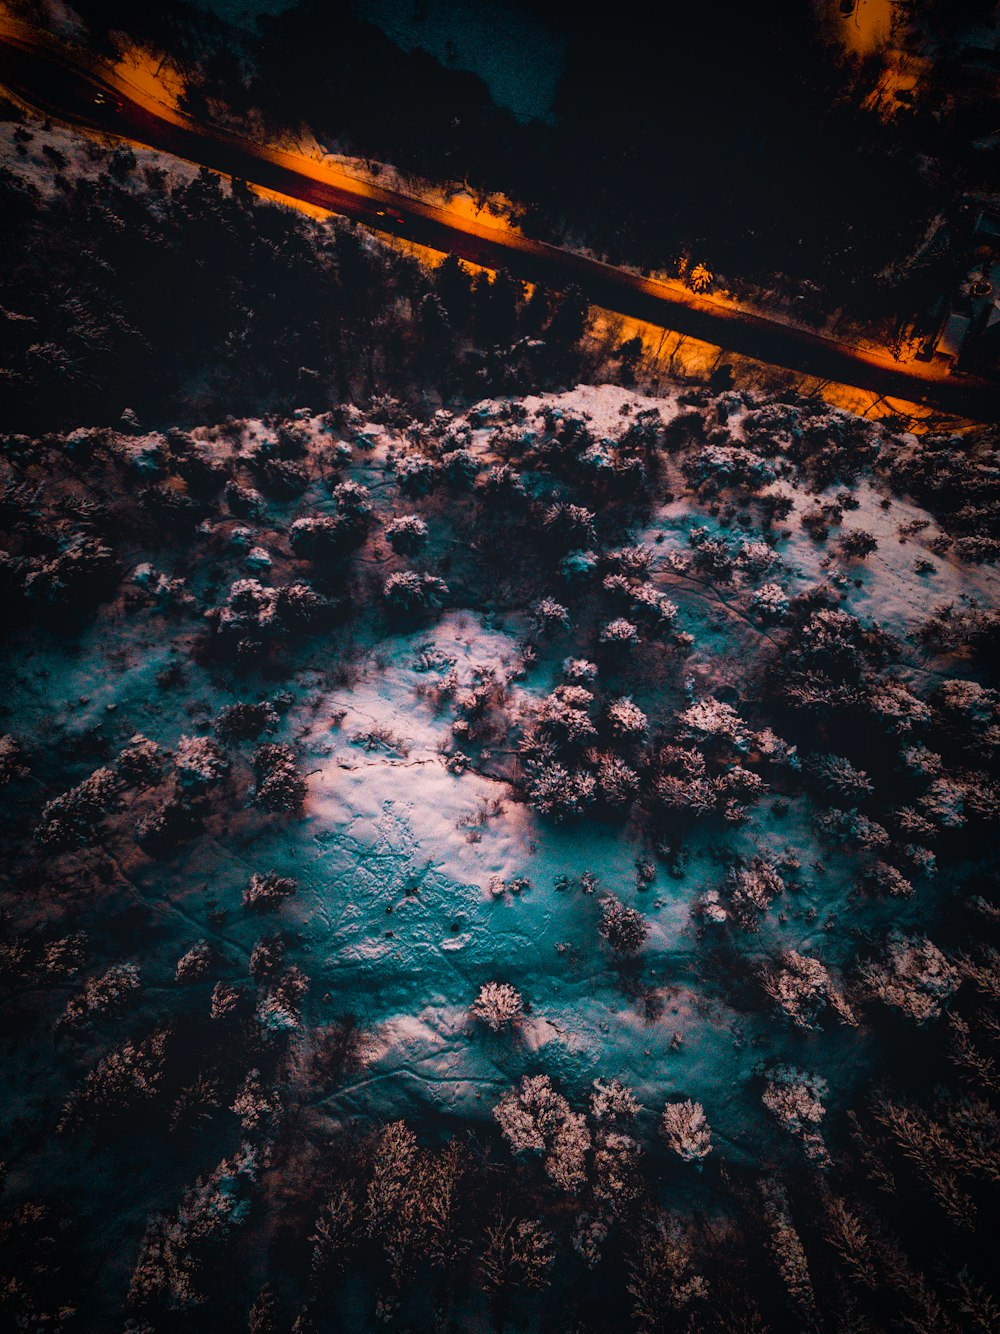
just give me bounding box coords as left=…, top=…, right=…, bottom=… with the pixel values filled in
left=471, top=982, right=524, bottom=1031
left=435, top=253, right=473, bottom=328
left=598, top=895, right=649, bottom=953
left=546, top=285, right=588, bottom=348
left=660, top=1100, right=712, bottom=1162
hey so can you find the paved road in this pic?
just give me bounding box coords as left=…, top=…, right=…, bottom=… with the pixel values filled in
left=2, top=20, right=997, bottom=422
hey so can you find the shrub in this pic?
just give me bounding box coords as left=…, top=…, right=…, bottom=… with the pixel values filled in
left=114, top=734, right=164, bottom=784
left=494, top=1075, right=591, bottom=1192
left=761, top=1065, right=830, bottom=1165
left=36, top=767, right=119, bottom=848
left=174, top=736, right=229, bottom=791
left=660, top=1100, right=712, bottom=1162
left=762, top=951, right=856, bottom=1030
left=175, top=941, right=212, bottom=983
left=251, top=744, right=307, bottom=814
left=59, top=1028, right=169, bottom=1133
left=243, top=872, right=299, bottom=912
left=607, top=696, right=648, bottom=739
left=598, top=895, right=649, bottom=953
left=213, top=701, right=279, bottom=742
left=57, top=962, right=141, bottom=1033
left=858, top=931, right=960, bottom=1023
left=383, top=570, right=449, bottom=616
left=384, top=514, right=429, bottom=555
left=481, top=1217, right=555, bottom=1293
left=471, top=981, right=525, bottom=1031
left=523, top=759, right=596, bottom=821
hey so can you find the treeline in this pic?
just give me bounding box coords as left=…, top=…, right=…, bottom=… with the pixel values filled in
left=0, top=143, right=595, bottom=435
left=60, top=0, right=974, bottom=315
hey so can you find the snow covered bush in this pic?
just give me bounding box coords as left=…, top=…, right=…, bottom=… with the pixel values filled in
left=276, top=581, right=335, bottom=632
left=243, top=872, right=299, bottom=912
left=626, top=1211, right=708, bottom=1329
left=36, top=767, right=119, bottom=848
left=858, top=931, right=960, bottom=1023
left=559, top=548, right=600, bottom=582
left=607, top=696, right=648, bottom=739
left=534, top=684, right=596, bottom=744
left=750, top=581, right=790, bottom=622
left=128, top=1145, right=258, bottom=1312
left=542, top=502, right=597, bottom=551
left=868, top=678, right=932, bottom=735
left=232, top=1070, right=282, bottom=1138
left=174, top=736, right=229, bottom=792
left=590, top=1078, right=641, bottom=1126
left=679, top=697, right=750, bottom=750
left=494, top=1075, right=591, bottom=1192
left=728, top=856, right=785, bottom=929
left=757, top=1181, right=818, bottom=1323
left=383, top=570, right=449, bottom=616
left=174, top=941, right=212, bottom=983
left=682, top=443, right=775, bottom=493
left=23, top=535, right=118, bottom=608
left=660, top=1100, right=712, bottom=1162
left=255, top=966, right=309, bottom=1033
left=224, top=480, right=264, bottom=517
left=384, top=514, right=429, bottom=555
left=471, top=981, right=524, bottom=1031
left=289, top=513, right=365, bottom=564
left=396, top=455, right=439, bottom=497
left=59, top=1028, right=169, bottom=1134
left=0, top=733, right=27, bottom=787
left=523, top=759, right=596, bottom=821
left=531, top=597, right=570, bottom=634
left=251, top=744, right=307, bottom=813
left=862, top=859, right=914, bottom=898
left=598, top=895, right=649, bottom=953
left=592, top=752, right=641, bottom=809
left=806, top=752, right=874, bottom=801
left=56, top=962, right=141, bottom=1034
left=114, top=734, right=163, bottom=785
left=210, top=981, right=241, bottom=1021
left=213, top=701, right=279, bottom=743
left=599, top=617, right=640, bottom=649
left=817, top=806, right=890, bottom=851
left=481, top=1217, right=555, bottom=1293
left=440, top=447, right=480, bottom=488
left=362, top=1120, right=470, bottom=1281
left=205, top=578, right=279, bottom=654
left=761, top=1065, right=830, bottom=1165
left=838, top=529, right=878, bottom=560
left=762, top=951, right=856, bottom=1030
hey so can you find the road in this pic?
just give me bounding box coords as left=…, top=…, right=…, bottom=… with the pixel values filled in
left=1, top=17, right=998, bottom=423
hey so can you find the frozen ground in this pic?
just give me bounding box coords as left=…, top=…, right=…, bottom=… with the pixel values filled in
left=5, top=382, right=995, bottom=1173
